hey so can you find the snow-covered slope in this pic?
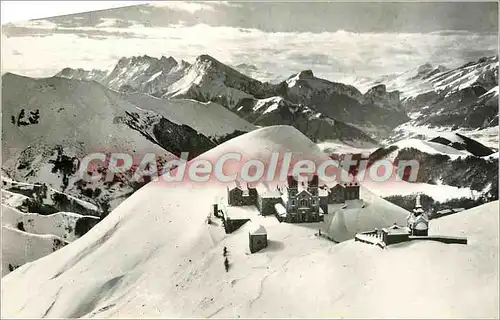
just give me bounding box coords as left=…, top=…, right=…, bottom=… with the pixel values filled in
left=375, top=56, right=499, bottom=145
left=363, top=135, right=498, bottom=211
left=2, top=176, right=101, bottom=216
left=121, top=93, right=256, bottom=140
left=1, top=204, right=100, bottom=276
left=2, top=73, right=256, bottom=211
left=0, top=125, right=423, bottom=318
left=2, top=204, right=99, bottom=243
left=2, top=225, right=67, bottom=277
left=1, top=177, right=101, bottom=276
left=2, top=72, right=177, bottom=211
left=2, top=181, right=497, bottom=317
left=428, top=132, right=495, bottom=156
left=322, top=189, right=408, bottom=242
left=386, top=122, right=499, bottom=150
left=390, top=138, right=474, bottom=159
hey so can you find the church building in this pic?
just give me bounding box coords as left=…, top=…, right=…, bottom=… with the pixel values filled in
left=407, top=195, right=429, bottom=236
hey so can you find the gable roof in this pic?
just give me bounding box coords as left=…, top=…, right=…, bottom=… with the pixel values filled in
left=331, top=183, right=345, bottom=190
left=255, top=182, right=281, bottom=198
left=249, top=223, right=267, bottom=236
left=297, top=189, right=312, bottom=198
left=383, top=224, right=410, bottom=234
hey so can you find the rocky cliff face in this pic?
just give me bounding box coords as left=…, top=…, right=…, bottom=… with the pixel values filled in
left=363, top=84, right=401, bottom=110
left=275, top=70, right=408, bottom=137
left=236, top=96, right=378, bottom=147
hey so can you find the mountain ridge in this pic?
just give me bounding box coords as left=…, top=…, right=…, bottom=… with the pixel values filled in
left=55, top=53, right=409, bottom=140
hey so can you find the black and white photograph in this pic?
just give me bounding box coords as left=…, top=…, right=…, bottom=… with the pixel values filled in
left=1, top=1, right=498, bottom=318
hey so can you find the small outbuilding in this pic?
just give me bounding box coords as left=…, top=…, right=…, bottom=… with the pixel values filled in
left=249, top=223, right=268, bottom=253
left=382, top=224, right=410, bottom=245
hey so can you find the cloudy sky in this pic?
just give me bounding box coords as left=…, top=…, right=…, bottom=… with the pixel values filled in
left=1, top=1, right=498, bottom=85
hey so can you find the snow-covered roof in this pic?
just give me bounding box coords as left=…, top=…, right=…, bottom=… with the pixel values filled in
left=274, top=203, right=287, bottom=217
left=382, top=224, right=410, bottom=235
left=437, top=209, right=453, bottom=215
left=297, top=189, right=312, bottom=198
left=415, top=222, right=428, bottom=230
left=255, top=182, right=281, bottom=198
left=225, top=205, right=259, bottom=220
left=249, top=223, right=267, bottom=236
left=280, top=193, right=288, bottom=205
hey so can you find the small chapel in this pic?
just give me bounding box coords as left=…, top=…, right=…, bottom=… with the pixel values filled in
left=407, top=194, right=429, bottom=236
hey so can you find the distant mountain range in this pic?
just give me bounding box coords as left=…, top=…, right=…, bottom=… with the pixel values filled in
left=56, top=54, right=409, bottom=142
left=356, top=56, right=499, bottom=146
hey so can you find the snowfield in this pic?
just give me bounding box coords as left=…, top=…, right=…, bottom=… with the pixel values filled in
left=1, top=202, right=100, bottom=276
left=391, top=138, right=472, bottom=159
left=2, top=225, right=67, bottom=277
left=362, top=179, right=485, bottom=203
left=387, top=122, right=499, bottom=151
left=121, top=94, right=256, bottom=139
left=1, top=126, right=498, bottom=318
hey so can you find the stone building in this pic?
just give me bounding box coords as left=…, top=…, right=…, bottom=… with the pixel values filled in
left=282, top=175, right=322, bottom=223
left=343, top=182, right=360, bottom=201
left=227, top=181, right=257, bottom=206
left=224, top=175, right=362, bottom=224
left=382, top=224, right=410, bottom=245
left=328, top=184, right=345, bottom=204
left=249, top=223, right=267, bottom=253
left=255, top=182, right=283, bottom=216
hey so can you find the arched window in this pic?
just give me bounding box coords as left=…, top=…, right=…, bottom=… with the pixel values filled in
left=300, top=199, right=308, bottom=207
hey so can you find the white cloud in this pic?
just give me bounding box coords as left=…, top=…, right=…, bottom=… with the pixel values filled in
left=9, top=19, right=58, bottom=29
left=96, top=18, right=121, bottom=28
left=1, top=23, right=497, bottom=86
left=147, top=1, right=222, bottom=13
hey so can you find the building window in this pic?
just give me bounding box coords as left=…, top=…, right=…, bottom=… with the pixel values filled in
left=300, top=199, right=307, bottom=207
left=291, top=200, right=295, bottom=206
